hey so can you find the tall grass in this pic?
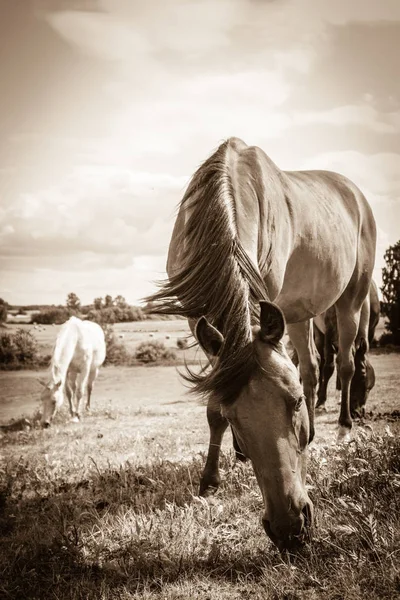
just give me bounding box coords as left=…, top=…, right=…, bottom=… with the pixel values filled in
left=0, top=428, right=399, bottom=599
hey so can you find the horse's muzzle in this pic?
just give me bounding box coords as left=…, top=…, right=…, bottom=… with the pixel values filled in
left=263, top=501, right=313, bottom=551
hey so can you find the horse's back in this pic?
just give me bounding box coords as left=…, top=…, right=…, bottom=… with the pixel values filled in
left=60, top=318, right=105, bottom=372
left=77, top=319, right=106, bottom=368
left=227, top=141, right=376, bottom=316
left=167, top=137, right=376, bottom=323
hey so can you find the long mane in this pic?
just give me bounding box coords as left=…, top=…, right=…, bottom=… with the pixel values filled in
left=146, top=140, right=269, bottom=403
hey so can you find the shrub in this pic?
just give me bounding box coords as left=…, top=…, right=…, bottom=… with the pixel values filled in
left=0, top=332, right=15, bottom=364
left=135, top=340, right=177, bottom=364
left=12, top=329, right=38, bottom=362
left=86, top=306, right=145, bottom=324
left=0, top=329, right=39, bottom=367
left=0, top=298, right=7, bottom=324
left=33, top=308, right=70, bottom=325
left=101, top=324, right=132, bottom=366
left=381, top=240, right=400, bottom=345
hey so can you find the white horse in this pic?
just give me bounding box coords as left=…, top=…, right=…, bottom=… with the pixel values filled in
left=40, top=317, right=106, bottom=427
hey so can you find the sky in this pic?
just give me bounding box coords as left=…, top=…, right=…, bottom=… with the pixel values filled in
left=0, top=0, right=399, bottom=306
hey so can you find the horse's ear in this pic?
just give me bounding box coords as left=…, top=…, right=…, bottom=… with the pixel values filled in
left=259, top=301, right=285, bottom=344
left=54, top=380, right=62, bottom=390
left=195, top=317, right=224, bottom=357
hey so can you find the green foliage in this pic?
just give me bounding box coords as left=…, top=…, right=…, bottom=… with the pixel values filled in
left=0, top=329, right=40, bottom=368
left=381, top=240, right=400, bottom=345
left=135, top=340, right=177, bottom=364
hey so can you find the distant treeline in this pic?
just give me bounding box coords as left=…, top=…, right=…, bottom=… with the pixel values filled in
left=17, top=305, right=183, bottom=325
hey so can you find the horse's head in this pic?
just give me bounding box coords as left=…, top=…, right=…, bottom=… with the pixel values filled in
left=350, top=338, right=375, bottom=418
left=196, top=301, right=313, bottom=551
left=39, top=379, right=63, bottom=427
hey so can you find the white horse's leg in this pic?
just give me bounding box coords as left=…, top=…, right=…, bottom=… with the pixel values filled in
left=74, top=362, right=91, bottom=420
left=287, top=319, right=319, bottom=443
left=66, top=371, right=78, bottom=420
left=86, top=365, right=98, bottom=412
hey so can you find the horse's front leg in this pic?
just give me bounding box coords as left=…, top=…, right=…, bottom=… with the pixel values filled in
left=287, top=320, right=319, bottom=443
left=199, top=398, right=229, bottom=496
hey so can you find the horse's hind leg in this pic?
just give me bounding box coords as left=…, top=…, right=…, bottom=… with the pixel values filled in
left=335, top=294, right=370, bottom=442
left=66, top=371, right=78, bottom=420
left=86, top=366, right=98, bottom=412
left=74, top=361, right=91, bottom=420
left=316, top=333, right=335, bottom=410
left=287, top=319, right=319, bottom=443
left=199, top=399, right=229, bottom=496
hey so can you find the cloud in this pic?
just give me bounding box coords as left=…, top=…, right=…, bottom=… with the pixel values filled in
left=293, top=105, right=400, bottom=134
left=2, top=0, right=399, bottom=305
left=0, top=167, right=188, bottom=268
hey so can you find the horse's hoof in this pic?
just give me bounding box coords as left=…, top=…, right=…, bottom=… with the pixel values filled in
left=337, top=426, right=352, bottom=444
left=70, top=415, right=80, bottom=423
left=199, top=485, right=218, bottom=498
left=199, top=477, right=220, bottom=497
left=316, top=404, right=327, bottom=413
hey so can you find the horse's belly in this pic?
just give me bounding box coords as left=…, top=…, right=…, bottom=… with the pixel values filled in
left=274, top=253, right=355, bottom=323
left=68, top=347, right=93, bottom=373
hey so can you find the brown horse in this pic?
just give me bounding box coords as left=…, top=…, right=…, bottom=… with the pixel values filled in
left=147, top=137, right=376, bottom=549
left=314, top=279, right=380, bottom=417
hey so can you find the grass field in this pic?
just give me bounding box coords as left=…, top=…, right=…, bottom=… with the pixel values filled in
left=0, top=322, right=399, bottom=599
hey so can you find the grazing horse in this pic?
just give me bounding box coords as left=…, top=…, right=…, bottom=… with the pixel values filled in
left=147, top=137, right=376, bottom=550
left=314, top=280, right=380, bottom=417
left=40, top=317, right=106, bottom=427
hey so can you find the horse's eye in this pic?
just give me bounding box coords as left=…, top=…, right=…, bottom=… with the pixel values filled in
left=294, top=395, right=305, bottom=412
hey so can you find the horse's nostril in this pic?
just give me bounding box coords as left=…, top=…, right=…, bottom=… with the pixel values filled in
left=43, top=422, right=50, bottom=429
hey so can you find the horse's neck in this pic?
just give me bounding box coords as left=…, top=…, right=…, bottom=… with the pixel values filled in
left=51, top=324, right=78, bottom=383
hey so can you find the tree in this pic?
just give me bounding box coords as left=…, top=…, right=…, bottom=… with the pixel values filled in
left=114, top=295, right=127, bottom=308
left=104, top=295, right=113, bottom=308
left=93, top=297, right=103, bottom=310
left=0, top=298, right=8, bottom=324
left=381, top=240, right=400, bottom=345
left=66, top=292, right=81, bottom=311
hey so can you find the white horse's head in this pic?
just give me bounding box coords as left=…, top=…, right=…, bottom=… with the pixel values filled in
left=39, top=379, right=63, bottom=427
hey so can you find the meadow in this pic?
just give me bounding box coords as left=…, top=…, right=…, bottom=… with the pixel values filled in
left=0, top=321, right=399, bottom=599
